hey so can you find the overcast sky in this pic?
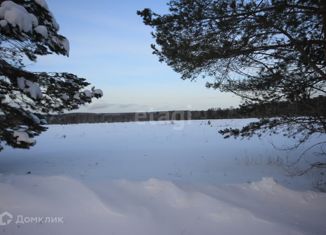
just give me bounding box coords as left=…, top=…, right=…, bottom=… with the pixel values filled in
left=30, top=0, right=240, bottom=113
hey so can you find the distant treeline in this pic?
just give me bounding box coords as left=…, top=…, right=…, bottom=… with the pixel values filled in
left=47, top=96, right=326, bottom=125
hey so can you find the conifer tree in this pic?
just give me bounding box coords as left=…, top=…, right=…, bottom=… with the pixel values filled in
left=0, top=0, right=103, bottom=150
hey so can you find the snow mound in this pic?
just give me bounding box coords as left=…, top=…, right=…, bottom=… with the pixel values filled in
left=93, top=89, right=103, bottom=97
left=0, top=1, right=38, bottom=32
left=13, top=131, right=35, bottom=144
left=1, top=121, right=325, bottom=234
left=34, top=0, right=49, bottom=10
left=34, top=25, right=48, bottom=38
left=249, top=177, right=279, bottom=191
left=0, top=175, right=325, bottom=235
left=0, top=1, right=68, bottom=55
left=81, top=88, right=104, bottom=99
left=0, top=19, right=8, bottom=27
left=17, top=77, right=42, bottom=99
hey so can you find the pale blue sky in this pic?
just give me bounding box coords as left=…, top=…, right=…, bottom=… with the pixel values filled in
left=30, top=0, right=240, bottom=113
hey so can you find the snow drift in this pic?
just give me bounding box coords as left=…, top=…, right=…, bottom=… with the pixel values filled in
left=0, top=120, right=325, bottom=234
left=0, top=175, right=325, bottom=235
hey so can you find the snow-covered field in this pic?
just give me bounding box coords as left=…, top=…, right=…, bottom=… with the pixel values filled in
left=0, top=119, right=325, bottom=235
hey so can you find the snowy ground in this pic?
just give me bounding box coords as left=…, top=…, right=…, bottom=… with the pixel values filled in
left=0, top=119, right=325, bottom=235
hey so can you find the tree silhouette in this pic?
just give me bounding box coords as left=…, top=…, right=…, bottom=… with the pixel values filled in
left=0, top=0, right=102, bottom=150
left=138, top=0, right=326, bottom=143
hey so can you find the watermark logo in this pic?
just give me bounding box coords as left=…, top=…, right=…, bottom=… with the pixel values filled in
left=0, top=211, right=63, bottom=226
left=0, top=211, right=13, bottom=226
left=135, top=108, right=193, bottom=131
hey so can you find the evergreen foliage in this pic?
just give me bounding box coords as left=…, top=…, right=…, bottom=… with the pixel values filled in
left=138, top=0, right=326, bottom=142
left=0, top=0, right=102, bottom=150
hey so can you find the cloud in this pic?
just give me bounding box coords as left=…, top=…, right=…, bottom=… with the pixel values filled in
left=83, top=101, right=149, bottom=113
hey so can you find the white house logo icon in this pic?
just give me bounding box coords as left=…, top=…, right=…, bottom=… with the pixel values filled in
left=0, top=211, right=13, bottom=226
